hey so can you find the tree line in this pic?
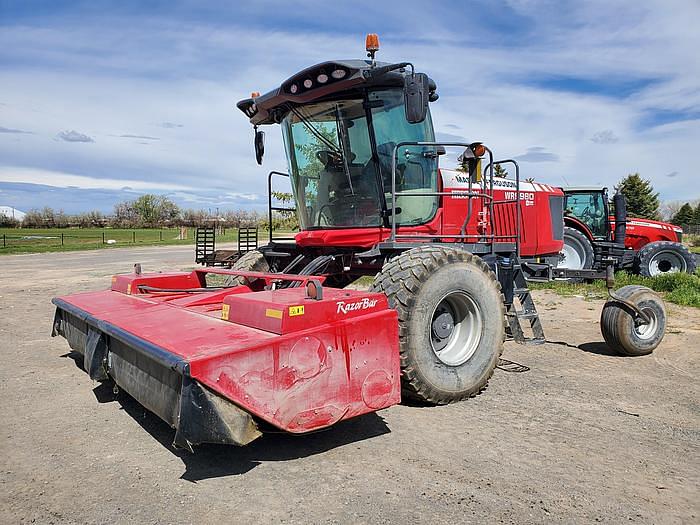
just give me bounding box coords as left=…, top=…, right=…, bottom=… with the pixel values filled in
left=2, top=175, right=697, bottom=229
left=617, top=173, right=700, bottom=226
left=1, top=194, right=288, bottom=230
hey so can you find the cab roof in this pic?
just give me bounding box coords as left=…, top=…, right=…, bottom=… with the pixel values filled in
left=562, top=186, right=607, bottom=192
left=237, top=59, right=436, bottom=126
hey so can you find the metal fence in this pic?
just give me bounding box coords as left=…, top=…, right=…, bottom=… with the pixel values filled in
left=681, top=224, right=700, bottom=235
left=1, top=229, right=179, bottom=250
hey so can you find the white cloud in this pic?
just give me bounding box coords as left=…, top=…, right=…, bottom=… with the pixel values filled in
left=0, top=166, right=195, bottom=191
left=0, top=0, right=698, bottom=210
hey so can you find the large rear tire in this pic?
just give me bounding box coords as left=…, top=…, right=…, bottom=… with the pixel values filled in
left=600, top=285, right=666, bottom=356
left=370, top=246, right=505, bottom=404
left=558, top=226, right=595, bottom=279
left=225, top=249, right=270, bottom=287
left=635, top=241, right=696, bottom=277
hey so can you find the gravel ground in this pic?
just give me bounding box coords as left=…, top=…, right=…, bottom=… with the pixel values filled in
left=0, top=245, right=698, bottom=524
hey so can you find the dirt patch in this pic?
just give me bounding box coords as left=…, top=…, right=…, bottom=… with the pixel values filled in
left=1, top=247, right=698, bottom=524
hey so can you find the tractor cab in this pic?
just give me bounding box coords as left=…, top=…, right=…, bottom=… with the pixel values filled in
left=281, top=89, right=438, bottom=229
left=238, top=34, right=563, bottom=258
left=237, top=36, right=443, bottom=237
left=562, top=186, right=610, bottom=240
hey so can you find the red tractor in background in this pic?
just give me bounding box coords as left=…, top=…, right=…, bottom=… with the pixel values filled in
left=559, top=187, right=696, bottom=277
left=50, top=35, right=670, bottom=450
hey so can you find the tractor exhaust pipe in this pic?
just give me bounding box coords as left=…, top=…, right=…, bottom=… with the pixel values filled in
left=613, top=190, right=627, bottom=246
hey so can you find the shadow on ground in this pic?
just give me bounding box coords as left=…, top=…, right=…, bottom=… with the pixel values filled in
left=89, top=382, right=391, bottom=481
left=546, top=340, right=621, bottom=357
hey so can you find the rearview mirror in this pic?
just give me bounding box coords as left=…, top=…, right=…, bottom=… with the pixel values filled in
left=254, top=128, right=265, bottom=165
left=404, top=73, right=429, bottom=124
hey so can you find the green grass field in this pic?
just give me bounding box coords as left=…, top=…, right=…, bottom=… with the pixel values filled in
left=686, top=234, right=700, bottom=253
left=531, top=269, right=700, bottom=308
left=3, top=228, right=698, bottom=308
left=0, top=227, right=246, bottom=255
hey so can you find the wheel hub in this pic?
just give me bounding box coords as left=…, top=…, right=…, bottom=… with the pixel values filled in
left=432, top=311, right=455, bottom=340
left=648, top=250, right=686, bottom=276
left=430, top=291, right=483, bottom=366
left=561, top=240, right=584, bottom=269
left=634, top=307, right=658, bottom=340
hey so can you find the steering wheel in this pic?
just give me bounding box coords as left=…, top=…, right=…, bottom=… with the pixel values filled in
left=579, top=206, right=593, bottom=222
left=316, top=150, right=343, bottom=169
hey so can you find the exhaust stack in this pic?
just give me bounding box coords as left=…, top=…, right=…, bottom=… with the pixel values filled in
left=613, top=190, right=627, bottom=246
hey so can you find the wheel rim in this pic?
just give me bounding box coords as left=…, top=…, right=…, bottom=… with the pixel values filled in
left=648, top=250, right=686, bottom=276
left=430, top=291, right=483, bottom=366
left=634, top=307, right=658, bottom=340
left=560, top=237, right=585, bottom=269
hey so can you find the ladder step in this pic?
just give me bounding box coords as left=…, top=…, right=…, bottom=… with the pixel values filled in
left=511, top=310, right=539, bottom=319
left=524, top=337, right=546, bottom=346
left=513, top=287, right=530, bottom=294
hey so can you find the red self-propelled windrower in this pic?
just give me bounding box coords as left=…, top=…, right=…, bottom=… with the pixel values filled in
left=51, top=33, right=669, bottom=451
left=52, top=268, right=399, bottom=450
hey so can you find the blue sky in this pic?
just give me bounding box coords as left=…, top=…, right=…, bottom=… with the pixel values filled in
left=1, top=0, right=699, bottom=214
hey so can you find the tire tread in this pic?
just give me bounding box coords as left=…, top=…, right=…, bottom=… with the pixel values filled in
left=370, top=246, right=505, bottom=404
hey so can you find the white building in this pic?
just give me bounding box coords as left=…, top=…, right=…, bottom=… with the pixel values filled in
left=0, top=206, right=26, bottom=222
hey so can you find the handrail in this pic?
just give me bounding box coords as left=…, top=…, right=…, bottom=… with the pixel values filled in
left=194, top=268, right=325, bottom=286
left=389, top=141, right=513, bottom=251
left=267, top=171, right=294, bottom=236
left=483, top=159, right=521, bottom=257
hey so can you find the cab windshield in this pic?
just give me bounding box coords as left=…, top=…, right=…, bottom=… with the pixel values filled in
left=281, top=89, right=437, bottom=229
left=564, top=191, right=608, bottom=237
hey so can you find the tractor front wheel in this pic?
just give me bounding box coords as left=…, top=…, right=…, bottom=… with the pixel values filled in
left=558, top=226, right=594, bottom=278
left=371, top=246, right=505, bottom=404
left=600, top=285, right=666, bottom=356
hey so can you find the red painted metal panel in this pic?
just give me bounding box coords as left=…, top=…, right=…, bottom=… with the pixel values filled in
left=610, top=217, right=682, bottom=251
left=55, top=272, right=401, bottom=434
left=223, top=288, right=388, bottom=334
left=293, top=169, right=565, bottom=256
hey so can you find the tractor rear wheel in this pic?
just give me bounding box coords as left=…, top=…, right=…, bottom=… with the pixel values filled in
left=558, top=226, right=594, bottom=278
left=370, top=246, right=505, bottom=404
left=635, top=241, right=696, bottom=277
left=225, top=249, right=270, bottom=286
left=600, top=285, right=666, bottom=356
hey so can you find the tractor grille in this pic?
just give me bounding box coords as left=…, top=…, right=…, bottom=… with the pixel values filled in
left=549, top=195, right=564, bottom=240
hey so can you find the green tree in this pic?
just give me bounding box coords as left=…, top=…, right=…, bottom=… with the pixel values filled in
left=494, top=163, right=508, bottom=178
left=294, top=124, right=339, bottom=189
left=113, top=194, right=180, bottom=227
left=270, top=191, right=299, bottom=231
left=694, top=202, right=700, bottom=224
left=616, top=173, right=660, bottom=220
left=671, top=203, right=695, bottom=226
left=0, top=214, right=19, bottom=227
